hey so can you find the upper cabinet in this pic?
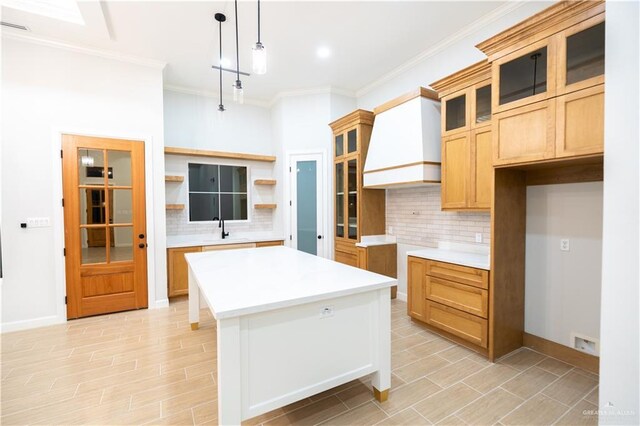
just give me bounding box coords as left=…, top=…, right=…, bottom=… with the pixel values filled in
left=330, top=110, right=385, bottom=267
left=477, top=0, right=605, bottom=167
left=431, top=60, right=493, bottom=211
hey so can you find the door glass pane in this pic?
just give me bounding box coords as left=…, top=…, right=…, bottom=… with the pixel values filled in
left=81, top=227, right=107, bottom=264
left=499, top=47, right=547, bottom=105
left=335, top=134, right=344, bottom=157
left=476, top=85, right=492, bottom=124
left=220, top=194, right=247, bottom=220
left=112, top=189, right=132, bottom=224
left=445, top=94, right=466, bottom=131
left=78, top=149, right=105, bottom=186
left=296, top=161, right=317, bottom=255
left=107, top=150, right=131, bottom=187
left=566, top=22, right=605, bottom=85
left=188, top=164, right=219, bottom=192
left=347, top=159, right=357, bottom=240
left=80, top=188, right=107, bottom=225
left=189, top=193, right=219, bottom=221
left=219, top=166, right=247, bottom=192
left=347, top=129, right=357, bottom=153
left=112, top=226, right=133, bottom=262
left=335, top=163, right=344, bottom=238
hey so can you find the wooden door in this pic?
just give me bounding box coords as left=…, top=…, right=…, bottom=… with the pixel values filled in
left=469, top=128, right=492, bottom=209
left=441, top=133, right=469, bottom=209
left=62, top=134, right=147, bottom=319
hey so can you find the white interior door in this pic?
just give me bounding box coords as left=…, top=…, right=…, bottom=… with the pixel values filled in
left=290, top=153, right=324, bottom=257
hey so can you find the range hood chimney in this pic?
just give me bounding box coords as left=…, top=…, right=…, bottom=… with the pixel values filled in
left=363, top=87, right=441, bottom=189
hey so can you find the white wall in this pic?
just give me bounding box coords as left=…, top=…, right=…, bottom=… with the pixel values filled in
left=525, top=183, right=603, bottom=350
left=1, top=38, right=167, bottom=331
left=599, top=1, right=640, bottom=423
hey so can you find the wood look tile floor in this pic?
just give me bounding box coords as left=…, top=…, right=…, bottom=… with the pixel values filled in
left=1, top=298, right=599, bottom=426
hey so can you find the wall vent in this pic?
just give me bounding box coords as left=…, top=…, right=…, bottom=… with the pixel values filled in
left=1, top=21, right=30, bottom=31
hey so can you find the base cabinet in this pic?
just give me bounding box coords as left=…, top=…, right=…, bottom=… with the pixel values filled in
left=356, top=244, right=398, bottom=299
left=167, top=240, right=283, bottom=297
left=408, top=256, right=490, bottom=354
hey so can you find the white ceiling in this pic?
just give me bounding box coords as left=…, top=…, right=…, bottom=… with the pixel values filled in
left=1, top=1, right=510, bottom=103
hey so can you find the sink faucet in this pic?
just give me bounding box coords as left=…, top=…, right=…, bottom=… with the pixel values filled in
left=212, top=216, right=229, bottom=239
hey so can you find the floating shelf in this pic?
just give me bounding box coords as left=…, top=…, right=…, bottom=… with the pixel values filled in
left=166, top=204, right=185, bottom=210
left=254, top=179, right=277, bottom=186
left=165, top=146, right=276, bottom=163
left=165, top=175, right=184, bottom=182
left=254, top=204, right=277, bottom=210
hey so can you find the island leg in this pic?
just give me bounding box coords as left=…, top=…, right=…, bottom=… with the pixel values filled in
left=217, top=317, right=242, bottom=425
left=188, top=268, right=200, bottom=330
left=372, top=287, right=391, bottom=402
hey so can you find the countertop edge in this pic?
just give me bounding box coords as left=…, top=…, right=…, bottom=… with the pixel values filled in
left=167, top=236, right=285, bottom=249
left=407, top=249, right=490, bottom=271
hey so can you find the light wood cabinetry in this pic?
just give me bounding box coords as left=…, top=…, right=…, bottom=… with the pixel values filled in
left=330, top=110, right=385, bottom=265
left=477, top=0, right=605, bottom=167
left=356, top=244, right=398, bottom=299
left=167, top=240, right=283, bottom=297
left=431, top=61, right=493, bottom=211
left=408, top=256, right=491, bottom=355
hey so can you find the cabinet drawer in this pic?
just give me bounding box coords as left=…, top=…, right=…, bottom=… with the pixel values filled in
left=426, top=276, right=488, bottom=318
left=335, top=250, right=357, bottom=267
left=255, top=240, right=284, bottom=248
left=425, top=300, right=488, bottom=348
left=425, top=260, right=488, bottom=289
left=335, top=240, right=357, bottom=255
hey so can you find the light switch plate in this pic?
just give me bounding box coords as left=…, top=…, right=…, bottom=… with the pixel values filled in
left=560, top=239, right=570, bottom=251
left=475, top=233, right=482, bottom=243
left=26, top=217, right=51, bottom=228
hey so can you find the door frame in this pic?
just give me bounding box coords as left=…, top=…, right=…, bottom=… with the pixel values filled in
left=284, top=150, right=329, bottom=258
left=51, top=127, right=159, bottom=324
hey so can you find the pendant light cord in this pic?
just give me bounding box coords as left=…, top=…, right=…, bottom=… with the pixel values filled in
left=219, top=18, right=223, bottom=106
left=235, top=0, right=240, bottom=83
left=257, top=0, right=261, bottom=44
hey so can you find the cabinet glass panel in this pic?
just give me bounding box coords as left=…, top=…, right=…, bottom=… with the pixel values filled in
left=499, top=47, right=547, bottom=105
left=347, top=159, right=357, bottom=239
left=475, top=85, right=492, bottom=124
left=445, top=94, right=466, bottom=131
left=335, top=134, right=344, bottom=157
left=566, top=22, right=605, bottom=86
left=335, top=163, right=344, bottom=238
left=347, top=129, right=357, bottom=153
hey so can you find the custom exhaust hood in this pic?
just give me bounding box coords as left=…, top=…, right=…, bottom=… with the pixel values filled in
left=363, top=88, right=441, bottom=189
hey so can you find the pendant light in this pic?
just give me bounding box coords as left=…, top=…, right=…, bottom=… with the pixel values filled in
left=81, top=149, right=94, bottom=167
left=252, top=0, right=266, bottom=74
left=215, top=13, right=226, bottom=115
left=232, top=0, right=244, bottom=104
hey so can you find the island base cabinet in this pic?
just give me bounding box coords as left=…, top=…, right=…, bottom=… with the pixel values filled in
left=168, top=246, right=202, bottom=298
left=556, top=84, right=604, bottom=158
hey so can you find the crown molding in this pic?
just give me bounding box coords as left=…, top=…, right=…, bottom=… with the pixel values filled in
left=354, top=0, right=529, bottom=98
left=1, top=30, right=167, bottom=70
left=268, top=86, right=355, bottom=107
left=163, top=84, right=271, bottom=108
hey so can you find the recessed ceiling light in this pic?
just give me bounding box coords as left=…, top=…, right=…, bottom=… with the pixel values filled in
left=317, top=46, right=332, bottom=59
left=0, top=0, right=85, bottom=25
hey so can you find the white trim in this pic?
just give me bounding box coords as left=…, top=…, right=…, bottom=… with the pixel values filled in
left=269, top=86, right=355, bottom=107
left=154, top=298, right=170, bottom=309
left=163, top=85, right=271, bottom=108
left=1, top=315, right=62, bottom=333
left=1, top=30, right=167, bottom=70
left=355, top=1, right=528, bottom=98
left=396, top=292, right=408, bottom=303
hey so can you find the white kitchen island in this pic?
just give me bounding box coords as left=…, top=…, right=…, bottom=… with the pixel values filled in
left=186, top=246, right=396, bottom=425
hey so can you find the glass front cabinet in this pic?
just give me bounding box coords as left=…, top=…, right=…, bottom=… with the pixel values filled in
left=330, top=110, right=385, bottom=267
left=484, top=2, right=605, bottom=166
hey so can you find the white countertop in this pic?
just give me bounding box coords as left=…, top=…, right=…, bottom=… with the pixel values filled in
left=185, top=246, right=397, bottom=320
left=355, top=235, right=397, bottom=248
left=166, top=233, right=285, bottom=248
left=407, top=247, right=490, bottom=270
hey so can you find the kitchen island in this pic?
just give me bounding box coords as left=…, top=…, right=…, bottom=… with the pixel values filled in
left=186, top=246, right=396, bottom=425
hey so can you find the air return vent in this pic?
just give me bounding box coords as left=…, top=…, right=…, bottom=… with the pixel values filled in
left=1, top=21, right=30, bottom=31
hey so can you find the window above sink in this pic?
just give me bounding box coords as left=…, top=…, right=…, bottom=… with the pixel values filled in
left=188, top=163, right=248, bottom=222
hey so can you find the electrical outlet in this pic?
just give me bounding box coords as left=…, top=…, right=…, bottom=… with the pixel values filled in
left=320, top=305, right=334, bottom=319
left=560, top=239, right=570, bottom=251
left=389, top=226, right=394, bottom=235
left=475, top=233, right=482, bottom=243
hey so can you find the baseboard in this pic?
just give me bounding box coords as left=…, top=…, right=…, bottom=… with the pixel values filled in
left=1, top=314, right=64, bottom=333
left=523, top=332, right=599, bottom=374
left=153, top=298, right=170, bottom=309
left=396, top=291, right=407, bottom=302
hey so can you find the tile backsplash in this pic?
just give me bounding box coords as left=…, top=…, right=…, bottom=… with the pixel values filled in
left=166, top=208, right=274, bottom=236
left=385, top=186, right=491, bottom=247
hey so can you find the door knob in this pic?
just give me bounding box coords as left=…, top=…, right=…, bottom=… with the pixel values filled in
left=138, top=234, right=145, bottom=239
left=317, top=235, right=323, bottom=239
left=138, top=243, right=146, bottom=248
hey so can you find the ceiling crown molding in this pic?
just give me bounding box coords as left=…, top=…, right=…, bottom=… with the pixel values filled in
left=163, top=84, right=271, bottom=108
left=1, top=30, right=167, bottom=70
left=268, top=86, right=356, bottom=107
left=354, top=0, right=529, bottom=98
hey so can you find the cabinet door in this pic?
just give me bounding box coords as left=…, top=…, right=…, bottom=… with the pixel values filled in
left=471, top=82, right=492, bottom=129
left=334, top=133, right=344, bottom=158
left=347, top=159, right=358, bottom=240
left=493, top=99, right=555, bottom=166
left=557, top=14, right=605, bottom=96
left=556, top=84, right=604, bottom=158
left=335, top=162, right=345, bottom=239
left=407, top=257, right=426, bottom=321
left=167, top=246, right=201, bottom=298
left=442, top=90, right=470, bottom=136
left=346, top=128, right=358, bottom=154
left=493, top=37, right=556, bottom=114
left=441, top=133, right=469, bottom=209
left=469, top=128, right=492, bottom=210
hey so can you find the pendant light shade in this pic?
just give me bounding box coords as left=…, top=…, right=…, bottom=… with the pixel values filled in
left=215, top=13, right=226, bottom=115
left=252, top=0, right=266, bottom=74
left=233, top=0, right=244, bottom=104
left=81, top=150, right=94, bottom=167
